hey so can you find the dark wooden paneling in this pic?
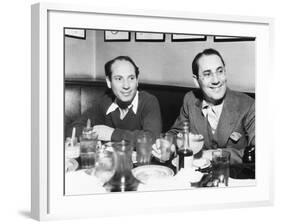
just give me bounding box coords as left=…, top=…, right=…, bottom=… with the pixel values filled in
left=64, top=79, right=255, bottom=133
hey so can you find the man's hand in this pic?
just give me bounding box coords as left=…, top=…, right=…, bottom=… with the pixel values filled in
left=151, top=138, right=176, bottom=162
left=92, top=125, right=114, bottom=141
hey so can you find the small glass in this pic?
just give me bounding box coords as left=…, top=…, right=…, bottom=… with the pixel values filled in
left=65, top=137, right=80, bottom=159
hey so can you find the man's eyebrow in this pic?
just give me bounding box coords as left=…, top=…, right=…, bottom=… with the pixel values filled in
left=216, top=66, right=224, bottom=70
left=202, top=69, right=212, bottom=73
left=112, top=74, right=122, bottom=78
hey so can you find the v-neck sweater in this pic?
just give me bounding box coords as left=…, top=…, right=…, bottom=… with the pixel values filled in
left=68, top=91, right=162, bottom=143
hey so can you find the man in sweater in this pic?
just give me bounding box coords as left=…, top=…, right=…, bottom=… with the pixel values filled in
left=168, top=48, right=255, bottom=164
left=68, top=56, right=162, bottom=143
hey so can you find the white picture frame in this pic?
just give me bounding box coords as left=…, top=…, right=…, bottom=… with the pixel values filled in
left=31, top=2, right=274, bottom=221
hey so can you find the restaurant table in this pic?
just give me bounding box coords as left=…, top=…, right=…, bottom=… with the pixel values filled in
left=65, top=156, right=256, bottom=195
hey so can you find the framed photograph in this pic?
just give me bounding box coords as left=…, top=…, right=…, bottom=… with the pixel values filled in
left=31, top=2, right=274, bottom=221
left=65, top=28, right=86, bottom=39
left=214, top=35, right=256, bottom=42
left=104, top=30, right=130, bottom=41
left=135, top=32, right=165, bottom=41
left=172, top=34, right=207, bottom=42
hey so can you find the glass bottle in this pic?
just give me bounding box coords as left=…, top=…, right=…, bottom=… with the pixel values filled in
left=242, top=146, right=255, bottom=163
left=104, top=140, right=140, bottom=192
left=178, top=121, right=193, bottom=170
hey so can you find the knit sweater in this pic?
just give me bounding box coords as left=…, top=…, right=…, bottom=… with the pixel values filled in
left=67, top=91, right=162, bottom=143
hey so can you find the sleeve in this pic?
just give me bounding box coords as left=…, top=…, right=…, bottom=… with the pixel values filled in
left=225, top=100, right=255, bottom=164
left=111, top=94, right=162, bottom=143
left=245, top=101, right=255, bottom=147
left=168, top=93, right=190, bottom=135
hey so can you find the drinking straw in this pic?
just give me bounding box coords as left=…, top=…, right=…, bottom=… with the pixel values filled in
left=86, top=118, right=91, bottom=129
left=71, top=127, right=76, bottom=146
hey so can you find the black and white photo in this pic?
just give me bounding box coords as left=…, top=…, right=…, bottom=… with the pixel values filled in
left=31, top=3, right=274, bottom=220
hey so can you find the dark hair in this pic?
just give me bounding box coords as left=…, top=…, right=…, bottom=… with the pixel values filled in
left=104, top=56, right=139, bottom=80
left=192, top=48, right=225, bottom=77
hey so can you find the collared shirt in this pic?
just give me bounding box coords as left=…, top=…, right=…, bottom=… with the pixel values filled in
left=106, top=91, right=139, bottom=120
left=201, top=100, right=224, bottom=134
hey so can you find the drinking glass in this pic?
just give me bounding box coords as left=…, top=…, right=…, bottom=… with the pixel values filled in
left=65, top=137, right=80, bottom=159
left=211, top=150, right=231, bottom=186
left=136, top=132, right=153, bottom=165
left=94, top=144, right=115, bottom=184
left=158, top=133, right=174, bottom=162
left=79, top=132, right=98, bottom=169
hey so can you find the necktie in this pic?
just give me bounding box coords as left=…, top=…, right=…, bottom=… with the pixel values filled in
left=206, top=106, right=218, bottom=134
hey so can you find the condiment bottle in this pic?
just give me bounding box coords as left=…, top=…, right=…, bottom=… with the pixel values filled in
left=178, top=121, right=193, bottom=170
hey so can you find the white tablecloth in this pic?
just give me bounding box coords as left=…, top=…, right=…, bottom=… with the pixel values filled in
left=65, top=168, right=256, bottom=195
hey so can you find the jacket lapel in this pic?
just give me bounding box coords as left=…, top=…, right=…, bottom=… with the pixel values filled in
left=193, top=96, right=209, bottom=141
left=216, top=90, right=240, bottom=147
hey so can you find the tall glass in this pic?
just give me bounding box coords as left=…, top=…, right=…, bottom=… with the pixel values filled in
left=79, top=130, right=98, bottom=169
left=136, top=132, right=153, bottom=165
left=94, top=143, right=115, bottom=184
left=212, top=150, right=231, bottom=186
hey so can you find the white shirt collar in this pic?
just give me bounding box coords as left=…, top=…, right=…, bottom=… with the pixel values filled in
left=106, top=91, right=139, bottom=115
left=201, top=100, right=224, bottom=118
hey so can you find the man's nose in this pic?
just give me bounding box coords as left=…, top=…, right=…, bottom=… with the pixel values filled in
left=122, top=79, right=130, bottom=89
left=211, top=73, right=220, bottom=84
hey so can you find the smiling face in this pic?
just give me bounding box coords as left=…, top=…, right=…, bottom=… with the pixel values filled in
left=194, top=54, right=227, bottom=105
left=106, top=59, right=138, bottom=102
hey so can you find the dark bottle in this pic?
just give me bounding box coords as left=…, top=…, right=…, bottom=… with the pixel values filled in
left=243, top=146, right=255, bottom=163
left=178, top=121, right=193, bottom=170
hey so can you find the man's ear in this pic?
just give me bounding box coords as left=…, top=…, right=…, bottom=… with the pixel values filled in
left=193, top=75, right=200, bottom=88
left=106, top=77, right=111, bottom=89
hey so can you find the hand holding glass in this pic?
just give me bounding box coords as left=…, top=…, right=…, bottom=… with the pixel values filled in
left=155, top=133, right=174, bottom=162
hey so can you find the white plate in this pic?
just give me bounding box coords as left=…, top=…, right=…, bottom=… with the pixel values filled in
left=192, top=158, right=211, bottom=169
left=65, top=158, right=79, bottom=172
left=132, top=165, right=174, bottom=184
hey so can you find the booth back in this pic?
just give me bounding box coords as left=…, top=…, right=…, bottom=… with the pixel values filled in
left=65, top=80, right=255, bottom=133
